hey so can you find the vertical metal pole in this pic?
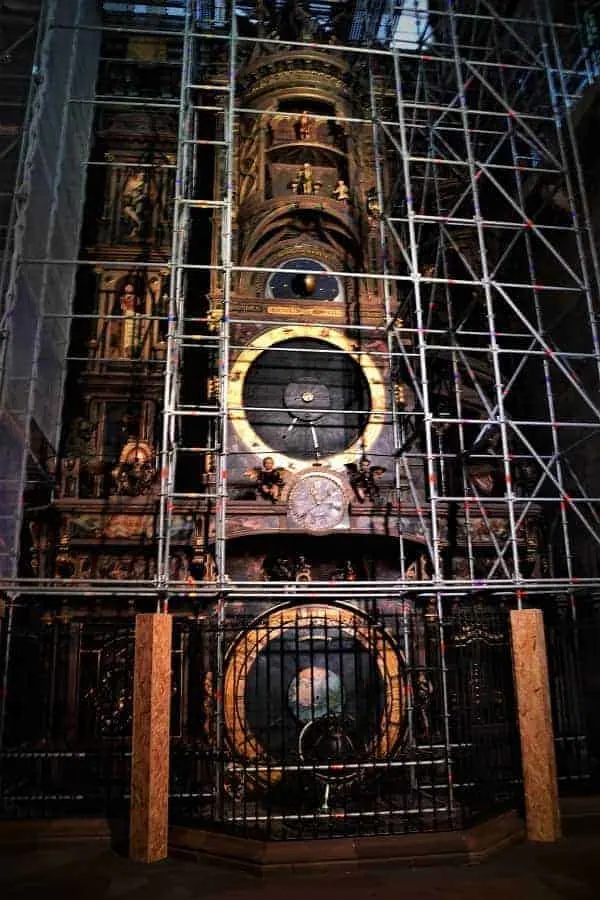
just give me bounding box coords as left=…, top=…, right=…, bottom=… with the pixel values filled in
left=0, top=596, right=16, bottom=758
left=214, top=0, right=237, bottom=821
left=390, top=21, right=454, bottom=812
left=368, top=61, right=409, bottom=582
left=447, top=7, right=523, bottom=596
left=157, top=1, right=194, bottom=611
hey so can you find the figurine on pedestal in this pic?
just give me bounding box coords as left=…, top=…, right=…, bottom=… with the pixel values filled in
left=332, top=179, right=350, bottom=204
left=297, top=162, right=314, bottom=194
left=297, top=111, right=313, bottom=141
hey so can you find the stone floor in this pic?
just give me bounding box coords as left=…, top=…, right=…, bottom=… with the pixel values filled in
left=1, top=806, right=599, bottom=900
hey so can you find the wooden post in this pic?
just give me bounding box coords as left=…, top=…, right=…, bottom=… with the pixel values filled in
left=129, top=613, right=172, bottom=862
left=510, top=608, right=561, bottom=842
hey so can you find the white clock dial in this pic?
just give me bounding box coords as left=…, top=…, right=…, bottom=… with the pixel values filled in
left=288, top=473, right=346, bottom=531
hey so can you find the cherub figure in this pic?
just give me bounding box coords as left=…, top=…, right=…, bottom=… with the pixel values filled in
left=245, top=456, right=285, bottom=503
left=345, top=456, right=386, bottom=504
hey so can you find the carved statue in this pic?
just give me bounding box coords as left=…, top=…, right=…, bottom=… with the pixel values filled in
left=121, top=169, right=151, bottom=240
left=466, top=428, right=503, bottom=496
left=333, top=560, right=356, bottom=581
left=295, top=555, right=312, bottom=582
left=263, top=553, right=312, bottom=581
left=245, top=456, right=285, bottom=502
left=296, top=162, right=314, bottom=194
left=239, top=118, right=261, bottom=205
left=112, top=440, right=155, bottom=496
left=117, top=281, right=141, bottom=357
left=345, top=457, right=386, bottom=504
left=61, top=416, right=97, bottom=498
left=414, top=671, right=434, bottom=739
left=296, top=111, right=313, bottom=141
left=60, top=457, right=80, bottom=498
left=366, top=187, right=381, bottom=224
left=264, top=555, right=294, bottom=580
left=65, top=416, right=96, bottom=458
left=332, top=178, right=350, bottom=203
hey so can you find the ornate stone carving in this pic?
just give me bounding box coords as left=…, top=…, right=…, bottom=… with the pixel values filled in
left=111, top=440, right=155, bottom=496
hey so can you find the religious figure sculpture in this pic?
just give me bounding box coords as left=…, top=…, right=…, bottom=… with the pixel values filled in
left=120, top=169, right=149, bottom=240
left=112, top=440, right=155, bottom=496
left=117, top=281, right=141, bottom=357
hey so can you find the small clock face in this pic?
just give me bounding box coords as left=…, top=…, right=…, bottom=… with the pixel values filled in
left=267, top=258, right=342, bottom=302
left=288, top=473, right=346, bottom=531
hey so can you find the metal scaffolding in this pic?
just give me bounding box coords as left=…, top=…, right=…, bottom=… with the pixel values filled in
left=1, top=0, right=600, bottom=607
left=1, top=0, right=600, bottom=837
left=0, top=0, right=99, bottom=579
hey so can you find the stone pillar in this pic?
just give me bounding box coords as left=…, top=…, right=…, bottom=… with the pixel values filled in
left=510, top=608, right=561, bottom=842
left=129, top=613, right=172, bottom=862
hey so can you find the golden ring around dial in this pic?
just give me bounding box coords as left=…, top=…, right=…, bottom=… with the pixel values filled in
left=223, top=602, right=407, bottom=786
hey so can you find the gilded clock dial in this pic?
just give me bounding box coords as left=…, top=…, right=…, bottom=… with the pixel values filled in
left=288, top=473, right=346, bottom=531
left=242, top=337, right=370, bottom=460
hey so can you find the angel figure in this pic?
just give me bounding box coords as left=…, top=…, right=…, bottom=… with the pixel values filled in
left=245, top=456, right=285, bottom=503
left=346, top=457, right=386, bottom=504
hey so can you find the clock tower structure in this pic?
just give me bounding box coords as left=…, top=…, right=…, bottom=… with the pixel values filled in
left=200, top=25, right=416, bottom=587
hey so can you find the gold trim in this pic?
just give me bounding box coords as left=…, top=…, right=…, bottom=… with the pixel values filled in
left=228, top=325, right=386, bottom=469
left=223, top=603, right=406, bottom=785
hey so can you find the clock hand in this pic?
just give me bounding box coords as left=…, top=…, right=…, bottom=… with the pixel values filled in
left=283, top=416, right=299, bottom=439
left=310, top=425, right=321, bottom=459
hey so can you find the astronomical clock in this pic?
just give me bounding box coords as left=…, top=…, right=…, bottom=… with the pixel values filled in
left=211, top=33, right=418, bottom=592
left=29, top=3, right=540, bottom=829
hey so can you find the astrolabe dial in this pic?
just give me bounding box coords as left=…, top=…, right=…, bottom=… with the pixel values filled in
left=287, top=472, right=346, bottom=531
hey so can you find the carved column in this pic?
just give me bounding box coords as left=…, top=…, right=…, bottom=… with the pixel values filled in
left=510, top=608, right=560, bottom=842
left=129, top=613, right=172, bottom=862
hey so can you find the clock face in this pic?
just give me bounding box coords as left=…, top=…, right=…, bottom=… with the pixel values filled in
left=267, top=258, right=342, bottom=301
left=288, top=473, right=346, bottom=531
left=242, top=337, right=370, bottom=460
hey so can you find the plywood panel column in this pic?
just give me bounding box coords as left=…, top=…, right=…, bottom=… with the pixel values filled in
left=129, top=613, right=172, bottom=862
left=510, top=608, right=561, bottom=842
